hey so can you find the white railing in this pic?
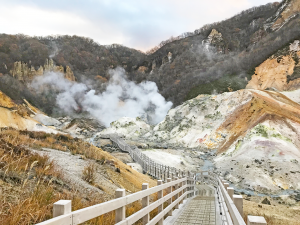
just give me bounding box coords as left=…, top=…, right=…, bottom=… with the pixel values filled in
left=36, top=176, right=197, bottom=225
left=106, top=133, right=187, bottom=181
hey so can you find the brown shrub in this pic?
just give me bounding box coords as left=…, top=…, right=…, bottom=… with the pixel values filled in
left=82, top=163, right=97, bottom=185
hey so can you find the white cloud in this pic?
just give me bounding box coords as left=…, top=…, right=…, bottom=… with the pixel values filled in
left=0, top=5, right=124, bottom=45
left=0, top=0, right=278, bottom=50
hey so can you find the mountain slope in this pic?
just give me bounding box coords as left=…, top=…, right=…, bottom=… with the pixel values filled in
left=1, top=1, right=300, bottom=113
left=102, top=89, right=300, bottom=151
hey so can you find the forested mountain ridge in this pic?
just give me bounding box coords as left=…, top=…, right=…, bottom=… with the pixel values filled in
left=0, top=0, right=300, bottom=113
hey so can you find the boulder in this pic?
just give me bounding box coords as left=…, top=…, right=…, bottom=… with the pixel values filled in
left=261, top=197, right=271, bottom=205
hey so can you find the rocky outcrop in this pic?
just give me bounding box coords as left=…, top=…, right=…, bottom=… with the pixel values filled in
left=10, top=59, right=75, bottom=82
left=271, top=0, right=300, bottom=31
left=167, top=52, right=172, bottom=63
left=0, top=90, right=16, bottom=109
left=264, top=0, right=300, bottom=31
left=246, top=56, right=295, bottom=91
left=202, top=29, right=224, bottom=53
left=0, top=90, right=57, bottom=133
left=207, top=29, right=223, bottom=44
left=65, top=66, right=75, bottom=81
left=10, top=62, right=43, bottom=81
left=246, top=40, right=300, bottom=91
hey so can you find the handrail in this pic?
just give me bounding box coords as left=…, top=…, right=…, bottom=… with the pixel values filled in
left=218, top=178, right=246, bottom=225
left=72, top=178, right=187, bottom=224
left=36, top=177, right=195, bottom=225
left=106, top=133, right=188, bottom=180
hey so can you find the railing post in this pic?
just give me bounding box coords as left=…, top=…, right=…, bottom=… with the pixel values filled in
left=247, top=216, right=267, bottom=225
left=227, top=187, right=234, bottom=200
left=157, top=180, right=163, bottom=225
left=151, top=162, right=153, bottom=176
left=115, top=189, right=126, bottom=223
left=142, top=183, right=149, bottom=224
left=186, top=177, right=189, bottom=198
left=182, top=174, right=186, bottom=200
left=53, top=200, right=71, bottom=218
left=175, top=177, right=179, bottom=209
left=167, top=177, right=173, bottom=216
left=146, top=161, right=148, bottom=174
left=160, top=167, right=162, bottom=180
left=189, top=175, right=192, bottom=198
left=192, top=174, right=195, bottom=197
left=193, top=176, right=195, bottom=197
left=224, top=182, right=229, bottom=190
left=233, top=195, right=243, bottom=217
left=165, top=166, right=168, bottom=182
left=179, top=176, right=183, bottom=204
left=157, top=166, right=159, bottom=179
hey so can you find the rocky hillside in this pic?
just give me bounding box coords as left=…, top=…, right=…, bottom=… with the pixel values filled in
left=100, top=89, right=300, bottom=151
left=98, top=88, right=300, bottom=193
left=1, top=0, right=300, bottom=113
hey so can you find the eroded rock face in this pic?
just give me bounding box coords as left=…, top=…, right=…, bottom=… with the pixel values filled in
left=271, top=0, right=300, bottom=31
left=247, top=40, right=300, bottom=91
left=10, top=59, right=75, bottom=82
left=203, top=29, right=224, bottom=53
left=99, top=117, right=151, bottom=139
left=215, top=116, right=300, bottom=193
left=65, top=66, right=75, bottom=81
left=207, top=29, right=223, bottom=44
left=246, top=56, right=295, bottom=91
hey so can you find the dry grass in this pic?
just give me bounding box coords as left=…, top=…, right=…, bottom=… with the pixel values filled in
left=0, top=128, right=157, bottom=224
left=243, top=199, right=300, bottom=225
left=0, top=136, right=63, bottom=224
left=82, top=163, right=97, bottom=185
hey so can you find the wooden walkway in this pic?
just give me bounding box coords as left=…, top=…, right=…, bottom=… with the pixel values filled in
left=173, top=195, right=216, bottom=225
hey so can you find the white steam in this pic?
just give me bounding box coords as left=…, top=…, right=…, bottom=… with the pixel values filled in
left=31, top=67, right=172, bottom=127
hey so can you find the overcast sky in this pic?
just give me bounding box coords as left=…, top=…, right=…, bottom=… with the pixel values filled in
left=0, top=0, right=278, bottom=51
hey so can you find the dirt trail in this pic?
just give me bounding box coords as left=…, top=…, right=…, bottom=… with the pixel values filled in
left=30, top=148, right=120, bottom=197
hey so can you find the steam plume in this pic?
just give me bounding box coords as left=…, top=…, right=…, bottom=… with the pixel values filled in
left=31, top=67, right=173, bottom=127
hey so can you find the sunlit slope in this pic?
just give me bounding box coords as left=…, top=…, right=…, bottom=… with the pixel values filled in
left=216, top=90, right=300, bottom=153
left=0, top=90, right=56, bottom=132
